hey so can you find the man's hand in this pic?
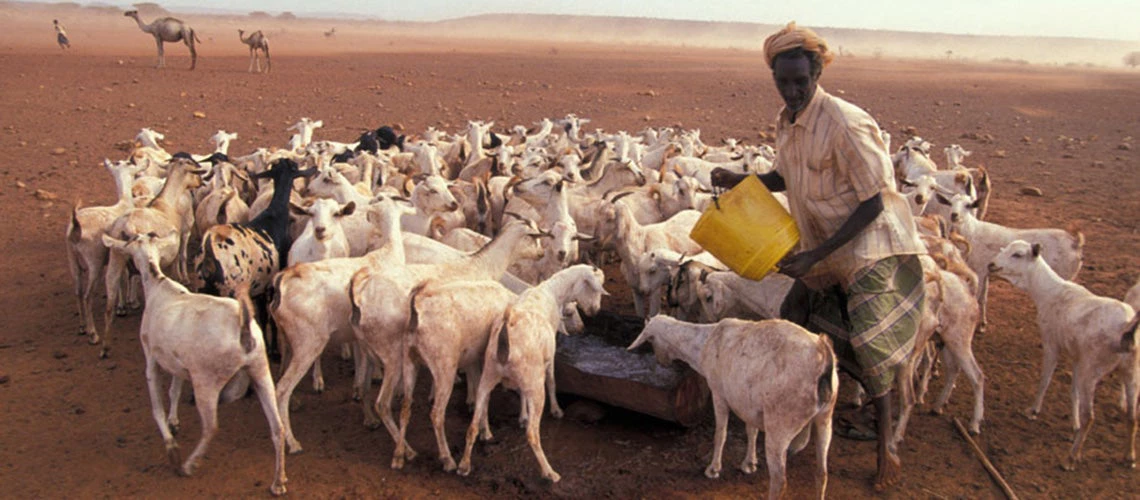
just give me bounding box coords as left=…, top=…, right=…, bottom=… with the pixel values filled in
left=710, top=168, right=748, bottom=190
left=777, top=250, right=822, bottom=279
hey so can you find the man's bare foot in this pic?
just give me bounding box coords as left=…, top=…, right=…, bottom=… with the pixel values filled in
left=874, top=449, right=902, bottom=491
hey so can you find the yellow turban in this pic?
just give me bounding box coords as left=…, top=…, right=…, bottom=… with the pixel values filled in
left=762, top=22, right=835, bottom=69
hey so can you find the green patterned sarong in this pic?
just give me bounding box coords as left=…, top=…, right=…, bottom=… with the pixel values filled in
left=804, top=254, right=924, bottom=398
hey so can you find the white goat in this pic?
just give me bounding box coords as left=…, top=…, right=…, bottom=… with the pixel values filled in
left=989, top=240, right=1139, bottom=470
left=349, top=219, right=546, bottom=469
left=937, top=192, right=1084, bottom=332
left=613, top=204, right=703, bottom=317
left=627, top=316, right=837, bottom=499
left=944, top=144, right=972, bottom=169
left=103, top=157, right=205, bottom=356
left=457, top=265, right=608, bottom=482
left=287, top=117, right=323, bottom=150
left=66, top=160, right=145, bottom=341
left=103, top=232, right=286, bottom=496
left=397, top=279, right=518, bottom=471
left=271, top=196, right=416, bottom=454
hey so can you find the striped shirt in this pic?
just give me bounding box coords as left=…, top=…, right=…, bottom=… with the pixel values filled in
left=774, top=86, right=924, bottom=289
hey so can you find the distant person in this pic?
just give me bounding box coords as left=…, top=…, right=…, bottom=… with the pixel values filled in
left=711, top=22, right=925, bottom=491
left=53, top=19, right=71, bottom=49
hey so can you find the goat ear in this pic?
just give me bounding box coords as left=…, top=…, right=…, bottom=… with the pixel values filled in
left=574, top=233, right=596, bottom=242
left=899, top=177, right=916, bottom=188
left=967, top=198, right=981, bottom=210
left=101, top=234, right=127, bottom=249
left=935, top=193, right=951, bottom=206
left=288, top=202, right=308, bottom=217
left=1031, top=243, right=1042, bottom=258
left=339, top=201, right=356, bottom=216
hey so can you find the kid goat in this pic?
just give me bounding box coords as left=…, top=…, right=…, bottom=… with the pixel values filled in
left=103, top=232, right=287, bottom=496
left=989, top=240, right=1139, bottom=470
left=627, top=316, right=837, bottom=500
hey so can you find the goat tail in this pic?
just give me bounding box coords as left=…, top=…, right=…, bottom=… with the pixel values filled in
left=407, top=281, right=428, bottom=334
left=816, top=334, right=837, bottom=411
left=67, top=200, right=83, bottom=243
left=348, top=272, right=365, bottom=329
left=1066, top=223, right=1086, bottom=251
left=1118, top=313, right=1140, bottom=353
left=494, top=312, right=511, bottom=365
left=235, top=283, right=257, bottom=354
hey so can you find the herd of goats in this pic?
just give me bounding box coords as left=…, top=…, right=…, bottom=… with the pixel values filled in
left=62, top=114, right=1139, bottom=497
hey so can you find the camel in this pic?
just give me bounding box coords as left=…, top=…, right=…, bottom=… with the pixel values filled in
left=124, top=10, right=200, bottom=70
left=324, top=27, right=336, bottom=38
left=238, top=29, right=270, bottom=73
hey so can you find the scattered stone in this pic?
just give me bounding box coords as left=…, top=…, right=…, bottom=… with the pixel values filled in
left=1091, top=161, right=1105, bottom=168
left=127, top=103, right=136, bottom=108
left=1118, top=143, right=1132, bottom=151
left=1033, top=160, right=1046, bottom=166
left=50, top=147, right=67, bottom=155
left=1019, top=186, right=1044, bottom=197
left=1021, top=136, right=1032, bottom=143
left=34, top=189, right=58, bottom=201
left=192, top=111, right=206, bottom=119
left=52, top=350, right=67, bottom=359
left=15, top=180, right=26, bottom=189
left=1061, top=153, right=1075, bottom=159
left=637, top=90, right=657, bottom=97
left=113, top=140, right=134, bottom=151
left=73, top=406, right=86, bottom=415
left=903, top=126, right=918, bottom=136
left=0, top=375, right=8, bottom=384
left=991, top=150, right=1007, bottom=158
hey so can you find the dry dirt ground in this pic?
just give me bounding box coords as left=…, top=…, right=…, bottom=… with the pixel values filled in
left=2, top=7, right=1139, bottom=499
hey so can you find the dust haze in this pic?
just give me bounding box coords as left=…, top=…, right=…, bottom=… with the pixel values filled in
left=6, top=3, right=1137, bottom=68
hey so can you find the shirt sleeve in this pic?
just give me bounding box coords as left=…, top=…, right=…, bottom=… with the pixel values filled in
left=836, top=119, right=893, bottom=202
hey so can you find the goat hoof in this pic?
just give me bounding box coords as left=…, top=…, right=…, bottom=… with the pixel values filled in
left=286, top=441, right=304, bottom=455
left=739, top=462, right=757, bottom=474
left=704, top=466, right=720, bottom=479
left=114, top=307, right=129, bottom=317
left=457, top=462, right=472, bottom=476
left=1023, top=408, right=1038, bottom=420
left=1062, top=458, right=1077, bottom=471
left=98, top=347, right=110, bottom=359
left=179, top=462, right=196, bottom=477
left=442, top=457, right=457, bottom=472
left=550, top=408, right=564, bottom=419
left=269, top=482, right=287, bottom=496
left=390, top=456, right=405, bottom=470
left=544, top=471, right=561, bottom=483
left=168, top=423, right=180, bottom=437
left=930, top=407, right=944, bottom=416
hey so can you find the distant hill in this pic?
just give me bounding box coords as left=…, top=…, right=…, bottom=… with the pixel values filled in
left=7, top=2, right=1137, bottom=66
left=426, top=14, right=1138, bottom=67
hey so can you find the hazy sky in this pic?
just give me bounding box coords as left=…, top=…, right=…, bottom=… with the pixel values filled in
left=74, top=1, right=1140, bottom=41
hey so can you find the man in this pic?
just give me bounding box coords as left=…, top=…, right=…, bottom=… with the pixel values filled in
left=53, top=19, right=71, bottom=49
left=711, top=22, right=925, bottom=490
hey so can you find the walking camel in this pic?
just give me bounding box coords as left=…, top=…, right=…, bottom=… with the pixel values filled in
left=124, top=10, right=200, bottom=70
left=238, top=29, right=270, bottom=73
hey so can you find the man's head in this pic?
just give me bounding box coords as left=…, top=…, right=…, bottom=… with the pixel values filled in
left=773, top=48, right=821, bottom=116
left=763, top=22, right=834, bottom=115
